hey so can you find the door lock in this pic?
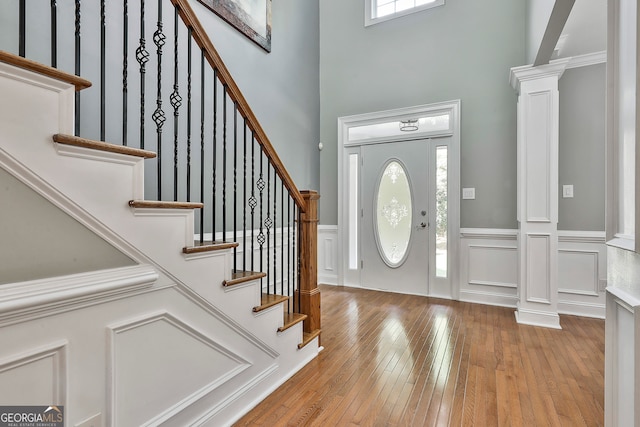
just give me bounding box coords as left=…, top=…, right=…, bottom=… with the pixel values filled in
left=416, top=222, right=428, bottom=230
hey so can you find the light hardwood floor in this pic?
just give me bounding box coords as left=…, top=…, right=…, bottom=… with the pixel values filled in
left=235, top=285, right=604, bottom=426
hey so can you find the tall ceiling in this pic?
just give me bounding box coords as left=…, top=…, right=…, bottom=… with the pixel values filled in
left=556, top=0, right=607, bottom=58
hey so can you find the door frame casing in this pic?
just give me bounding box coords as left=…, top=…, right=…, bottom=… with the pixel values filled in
left=337, top=100, right=461, bottom=299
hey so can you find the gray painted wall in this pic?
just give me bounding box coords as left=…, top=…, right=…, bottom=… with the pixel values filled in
left=525, top=0, right=555, bottom=64
left=558, top=64, right=606, bottom=231
left=191, top=0, right=320, bottom=192
left=0, top=0, right=320, bottom=200
left=0, top=168, right=135, bottom=285
left=319, top=0, right=525, bottom=227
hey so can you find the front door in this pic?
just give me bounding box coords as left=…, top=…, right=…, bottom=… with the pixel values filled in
left=360, top=139, right=430, bottom=295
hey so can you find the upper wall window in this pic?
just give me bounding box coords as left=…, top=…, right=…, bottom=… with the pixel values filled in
left=365, top=0, right=445, bottom=26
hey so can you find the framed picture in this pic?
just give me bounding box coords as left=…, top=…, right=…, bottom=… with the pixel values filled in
left=198, top=0, right=272, bottom=52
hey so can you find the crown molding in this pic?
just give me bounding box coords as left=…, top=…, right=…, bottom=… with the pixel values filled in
left=510, top=58, right=570, bottom=92
left=566, top=51, right=607, bottom=70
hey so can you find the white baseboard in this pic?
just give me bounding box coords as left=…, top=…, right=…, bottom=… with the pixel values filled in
left=558, top=300, right=605, bottom=319
left=459, top=289, right=518, bottom=308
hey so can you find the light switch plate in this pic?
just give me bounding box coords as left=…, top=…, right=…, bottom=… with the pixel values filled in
left=562, top=185, right=574, bottom=198
left=462, top=188, right=475, bottom=200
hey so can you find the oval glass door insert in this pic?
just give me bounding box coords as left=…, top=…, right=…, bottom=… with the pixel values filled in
left=375, top=160, right=413, bottom=267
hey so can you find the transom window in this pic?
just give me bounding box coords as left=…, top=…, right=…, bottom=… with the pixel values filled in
left=365, top=0, right=444, bottom=26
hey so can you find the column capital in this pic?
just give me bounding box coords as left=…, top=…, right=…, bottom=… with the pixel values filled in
left=509, top=58, right=570, bottom=93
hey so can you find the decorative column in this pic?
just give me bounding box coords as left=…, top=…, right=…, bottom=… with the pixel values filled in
left=298, top=191, right=321, bottom=337
left=510, top=60, right=568, bottom=329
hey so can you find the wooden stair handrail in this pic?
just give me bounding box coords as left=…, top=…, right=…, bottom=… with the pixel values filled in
left=171, top=0, right=307, bottom=213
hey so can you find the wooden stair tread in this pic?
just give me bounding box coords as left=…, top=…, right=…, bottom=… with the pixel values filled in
left=298, top=329, right=321, bottom=349
left=253, top=293, right=289, bottom=313
left=223, top=270, right=266, bottom=287
left=53, top=134, right=156, bottom=158
left=0, top=50, right=92, bottom=91
left=128, top=200, right=204, bottom=209
left=278, top=312, right=307, bottom=333
left=183, top=240, right=239, bottom=254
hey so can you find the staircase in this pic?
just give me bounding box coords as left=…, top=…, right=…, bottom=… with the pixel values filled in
left=0, top=0, right=320, bottom=423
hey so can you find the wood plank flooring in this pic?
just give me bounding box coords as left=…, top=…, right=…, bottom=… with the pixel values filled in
left=235, top=285, right=604, bottom=426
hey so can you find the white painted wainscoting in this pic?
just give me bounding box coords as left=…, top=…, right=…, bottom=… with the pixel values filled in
left=459, top=229, right=606, bottom=318
left=318, top=225, right=338, bottom=285
left=321, top=226, right=606, bottom=318
left=0, top=61, right=319, bottom=426
left=459, top=229, right=519, bottom=307
left=557, top=231, right=607, bottom=318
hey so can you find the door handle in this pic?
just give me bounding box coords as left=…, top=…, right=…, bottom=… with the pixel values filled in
left=416, top=222, right=428, bottom=230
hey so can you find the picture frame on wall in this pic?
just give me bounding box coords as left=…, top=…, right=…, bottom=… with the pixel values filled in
left=198, top=0, right=272, bottom=52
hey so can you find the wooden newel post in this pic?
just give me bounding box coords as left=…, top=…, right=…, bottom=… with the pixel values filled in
left=298, top=190, right=321, bottom=340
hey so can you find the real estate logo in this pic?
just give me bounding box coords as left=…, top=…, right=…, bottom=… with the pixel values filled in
left=0, top=406, right=64, bottom=427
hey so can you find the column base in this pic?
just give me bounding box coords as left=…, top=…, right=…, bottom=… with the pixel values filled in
left=515, top=306, right=561, bottom=329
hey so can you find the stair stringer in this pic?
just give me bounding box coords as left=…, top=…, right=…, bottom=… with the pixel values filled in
left=0, top=58, right=319, bottom=425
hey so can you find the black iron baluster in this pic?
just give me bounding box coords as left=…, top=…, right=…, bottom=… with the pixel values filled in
left=122, top=0, right=128, bottom=146
left=222, top=86, right=227, bottom=242
left=249, top=136, right=257, bottom=272
left=287, top=193, right=291, bottom=311
left=170, top=9, right=181, bottom=199
left=212, top=70, right=218, bottom=237
left=75, top=0, right=81, bottom=135
left=257, top=153, right=265, bottom=286
left=293, top=204, right=297, bottom=312
left=136, top=0, right=149, bottom=149
left=281, top=182, right=284, bottom=299
left=243, top=122, right=248, bottom=273
left=153, top=0, right=166, bottom=199
left=199, top=51, right=205, bottom=243
left=100, top=0, right=106, bottom=140
left=233, top=104, right=238, bottom=271
left=19, top=0, right=25, bottom=57
left=266, top=162, right=271, bottom=294
left=50, top=0, right=57, bottom=67
left=273, top=169, right=277, bottom=296
left=186, top=31, right=192, bottom=201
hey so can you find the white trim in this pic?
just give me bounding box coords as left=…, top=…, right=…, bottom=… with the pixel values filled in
left=558, top=249, right=600, bottom=296
left=340, top=101, right=456, bottom=147
left=0, top=265, right=157, bottom=326
left=459, top=228, right=518, bottom=240
left=607, top=235, right=636, bottom=251
left=0, top=340, right=68, bottom=405
left=459, top=290, right=518, bottom=308
left=557, top=300, right=605, bottom=319
left=558, top=230, right=606, bottom=243
left=510, top=59, right=570, bottom=93
left=0, top=62, right=74, bottom=135
left=565, top=51, right=607, bottom=70
left=606, top=286, right=640, bottom=308
left=364, top=0, right=445, bottom=27
left=220, top=346, right=320, bottom=426
left=54, top=143, right=146, bottom=200
left=337, top=100, right=460, bottom=298
left=108, top=311, right=252, bottom=427
left=318, top=225, right=338, bottom=285
left=514, top=307, right=561, bottom=329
